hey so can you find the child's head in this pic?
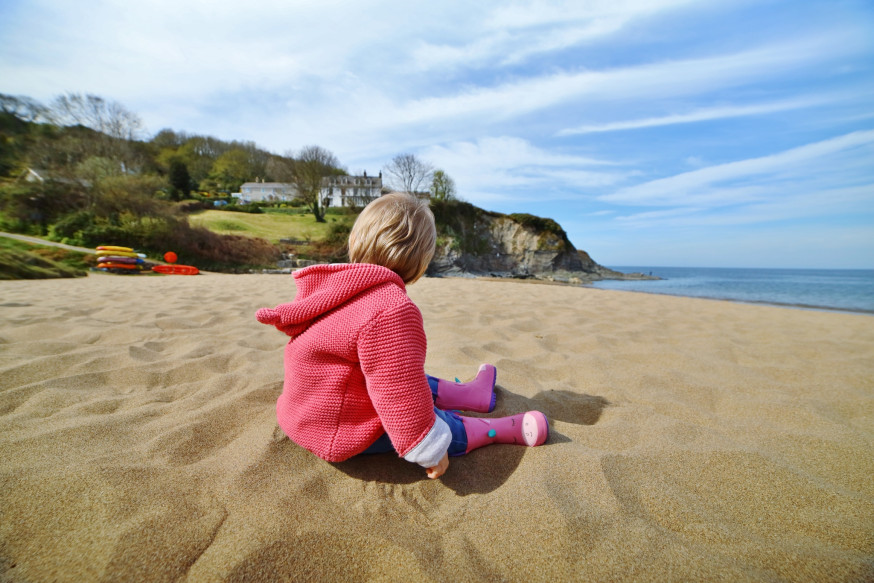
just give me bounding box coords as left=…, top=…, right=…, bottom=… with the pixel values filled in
left=348, top=192, right=436, bottom=284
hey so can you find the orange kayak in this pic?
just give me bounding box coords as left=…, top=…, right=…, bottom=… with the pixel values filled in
left=152, top=264, right=199, bottom=275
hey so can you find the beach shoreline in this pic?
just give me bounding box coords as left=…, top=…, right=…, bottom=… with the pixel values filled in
left=1, top=273, right=872, bottom=581
left=584, top=285, right=874, bottom=316
left=590, top=265, right=874, bottom=316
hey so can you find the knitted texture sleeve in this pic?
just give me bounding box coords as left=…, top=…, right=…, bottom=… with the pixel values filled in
left=357, top=301, right=437, bottom=458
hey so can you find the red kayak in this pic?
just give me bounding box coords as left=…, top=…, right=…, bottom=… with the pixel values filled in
left=152, top=264, right=199, bottom=275
left=98, top=262, right=141, bottom=270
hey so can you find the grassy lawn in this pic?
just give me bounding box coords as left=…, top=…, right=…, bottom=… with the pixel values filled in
left=188, top=208, right=357, bottom=243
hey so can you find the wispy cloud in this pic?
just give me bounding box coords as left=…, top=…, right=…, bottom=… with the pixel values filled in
left=392, top=40, right=843, bottom=129
left=421, top=137, right=626, bottom=204
left=273, top=36, right=862, bottom=161
left=556, top=97, right=829, bottom=135
left=413, top=0, right=695, bottom=70
left=613, top=184, right=874, bottom=228
left=484, top=0, right=694, bottom=30
left=601, top=130, right=874, bottom=207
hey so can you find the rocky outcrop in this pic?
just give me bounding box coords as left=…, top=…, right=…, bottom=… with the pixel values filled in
left=427, top=200, right=656, bottom=283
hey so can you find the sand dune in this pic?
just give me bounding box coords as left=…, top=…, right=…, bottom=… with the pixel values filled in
left=1, top=273, right=872, bottom=581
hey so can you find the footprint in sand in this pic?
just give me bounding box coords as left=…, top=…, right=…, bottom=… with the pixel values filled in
left=533, top=390, right=610, bottom=426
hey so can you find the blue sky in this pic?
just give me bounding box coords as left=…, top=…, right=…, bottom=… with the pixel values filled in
left=1, top=0, right=873, bottom=268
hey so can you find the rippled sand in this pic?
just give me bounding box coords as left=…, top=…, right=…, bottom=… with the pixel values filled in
left=1, top=273, right=872, bottom=581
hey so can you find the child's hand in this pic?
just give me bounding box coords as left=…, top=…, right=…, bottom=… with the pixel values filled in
left=426, top=452, right=449, bottom=479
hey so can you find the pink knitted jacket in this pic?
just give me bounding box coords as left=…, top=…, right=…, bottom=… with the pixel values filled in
left=255, top=263, right=437, bottom=462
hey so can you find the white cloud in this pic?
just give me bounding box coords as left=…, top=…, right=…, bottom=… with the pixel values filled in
left=3, top=0, right=867, bottom=163
left=484, top=0, right=694, bottom=30
left=0, top=0, right=398, bottom=102
left=412, top=18, right=628, bottom=71
left=407, top=0, right=698, bottom=72
left=419, top=137, right=626, bottom=205
left=556, top=98, right=828, bottom=135
left=613, top=184, right=873, bottom=228
left=259, top=36, right=862, bottom=161
left=601, top=130, right=874, bottom=207
left=396, top=42, right=828, bottom=126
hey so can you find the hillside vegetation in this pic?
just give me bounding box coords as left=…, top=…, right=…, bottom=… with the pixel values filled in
left=1, top=91, right=593, bottom=279
left=0, top=238, right=91, bottom=279
left=0, top=92, right=351, bottom=271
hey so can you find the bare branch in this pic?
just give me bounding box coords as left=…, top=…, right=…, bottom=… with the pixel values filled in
left=382, top=153, right=434, bottom=194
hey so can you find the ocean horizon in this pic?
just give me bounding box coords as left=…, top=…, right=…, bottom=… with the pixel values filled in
left=591, top=266, right=874, bottom=315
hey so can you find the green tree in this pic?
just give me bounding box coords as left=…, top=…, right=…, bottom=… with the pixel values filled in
left=0, top=181, right=86, bottom=235
left=167, top=136, right=228, bottom=189
left=168, top=158, right=192, bottom=200
left=151, top=128, right=187, bottom=150
left=205, top=148, right=251, bottom=193
left=291, top=145, right=343, bottom=223
left=75, top=156, right=122, bottom=182
left=430, top=169, right=457, bottom=202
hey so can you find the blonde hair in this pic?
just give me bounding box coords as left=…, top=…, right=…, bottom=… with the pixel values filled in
left=348, top=192, right=436, bottom=284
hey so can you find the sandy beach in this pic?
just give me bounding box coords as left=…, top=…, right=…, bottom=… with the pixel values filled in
left=1, top=272, right=872, bottom=582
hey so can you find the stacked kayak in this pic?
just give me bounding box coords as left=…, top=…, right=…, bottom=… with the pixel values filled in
left=95, top=245, right=145, bottom=273
left=92, top=246, right=199, bottom=275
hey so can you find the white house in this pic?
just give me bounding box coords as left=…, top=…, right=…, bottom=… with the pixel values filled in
left=19, top=167, right=90, bottom=187
left=21, top=168, right=50, bottom=183
left=320, top=172, right=383, bottom=208
left=235, top=180, right=298, bottom=203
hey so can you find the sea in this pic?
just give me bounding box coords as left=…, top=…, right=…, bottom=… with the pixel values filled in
left=589, top=267, right=874, bottom=315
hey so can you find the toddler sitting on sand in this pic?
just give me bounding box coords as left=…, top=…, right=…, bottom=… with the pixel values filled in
left=256, top=192, right=548, bottom=479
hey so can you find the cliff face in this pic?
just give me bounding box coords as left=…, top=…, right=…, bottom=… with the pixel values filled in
left=427, top=200, right=649, bottom=282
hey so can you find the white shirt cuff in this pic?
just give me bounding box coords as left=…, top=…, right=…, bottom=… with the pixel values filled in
left=403, top=416, right=452, bottom=468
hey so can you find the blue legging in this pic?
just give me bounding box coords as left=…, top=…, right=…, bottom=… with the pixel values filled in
left=360, top=375, right=468, bottom=456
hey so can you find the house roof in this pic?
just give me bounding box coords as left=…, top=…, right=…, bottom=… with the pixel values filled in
left=321, top=174, right=382, bottom=186
left=19, top=167, right=90, bottom=187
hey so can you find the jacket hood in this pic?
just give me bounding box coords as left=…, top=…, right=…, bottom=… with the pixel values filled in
left=255, top=263, right=405, bottom=338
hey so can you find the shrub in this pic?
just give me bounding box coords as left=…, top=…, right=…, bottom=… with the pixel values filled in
left=154, top=221, right=280, bottom=271
left=507, top=213, right=568, bottom=240
left=430, top=199, right=495, bottom=255
left=308, top=222, right=351, bottom=262
left=48, top=210, right=95, bottom=243
left=219, top=203, right=263, bottom=214
left=0, top=181, right=86, bottom=235
left=74, top=213, right=281, bottom=271
left=174, top=200, right=209, bottom=213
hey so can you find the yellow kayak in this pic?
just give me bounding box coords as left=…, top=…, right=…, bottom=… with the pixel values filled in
left=95, top=249, right=141, bottom=258
left=96, top=245, right=134, bottom=253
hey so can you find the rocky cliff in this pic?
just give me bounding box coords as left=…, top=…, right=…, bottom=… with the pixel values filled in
left=427, top=200, right=654, bottom=283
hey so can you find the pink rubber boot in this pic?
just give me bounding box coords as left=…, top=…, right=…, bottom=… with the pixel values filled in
left=434, top=364, right=497, bottom=413
left=461, top=411, right=549, bottom=453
